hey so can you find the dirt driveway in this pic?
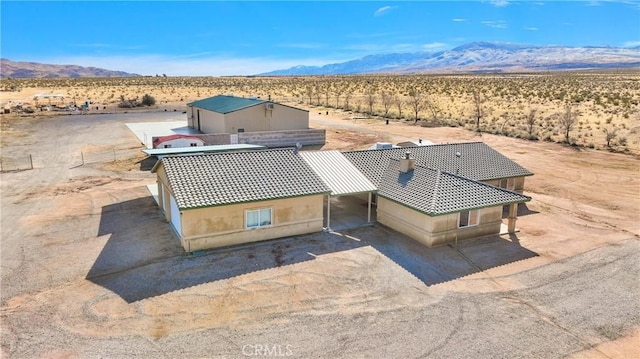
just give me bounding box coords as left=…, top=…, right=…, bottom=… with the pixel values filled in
left=1, top=110, right=639, bottom=358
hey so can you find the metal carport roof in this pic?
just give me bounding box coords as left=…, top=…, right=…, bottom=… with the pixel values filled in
left=299, top=150, right=377, bottom=196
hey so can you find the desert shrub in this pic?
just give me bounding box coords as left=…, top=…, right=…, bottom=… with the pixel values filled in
left=118, top=100, right=137, bottom=108
left=141, top=94, right=156, bottom=106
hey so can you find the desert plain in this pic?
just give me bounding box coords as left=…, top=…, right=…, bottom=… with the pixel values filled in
left=0, top=74, right=639, bottom=358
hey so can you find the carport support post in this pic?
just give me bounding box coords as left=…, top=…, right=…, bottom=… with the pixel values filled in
left=326, top=194, right=331, bottom=231
left=367, top=192, right=372, bottom=223
left=507, top=203, right=518, bottom=233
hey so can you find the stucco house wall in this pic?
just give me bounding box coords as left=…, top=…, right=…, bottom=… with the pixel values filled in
left=189, top=102, right=308, bottom=134
left=483, top=176, right=526, bottom=193
left=223, top=103, right=308, bottom=133
left=376, top=197, right=503, bottom=247
left=180, top=195, right=324, bottom=252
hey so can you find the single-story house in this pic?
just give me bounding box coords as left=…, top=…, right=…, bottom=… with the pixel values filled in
left=152, top=141, right=532, bottom=252
left=187, top=95, right=309, bottom=134
left=152, top=149, right=330, bottom=252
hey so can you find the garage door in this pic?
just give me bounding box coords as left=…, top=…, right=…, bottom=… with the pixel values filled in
left=169, top=194, right=181, bottom=236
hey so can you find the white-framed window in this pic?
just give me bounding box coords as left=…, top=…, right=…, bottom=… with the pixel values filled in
left=246, top=208, right=272, bottom=229
left=458, top=209, right=480, bottom=228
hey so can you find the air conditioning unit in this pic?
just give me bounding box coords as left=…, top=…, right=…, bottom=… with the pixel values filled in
left=265, top=103, right=275, bottom=110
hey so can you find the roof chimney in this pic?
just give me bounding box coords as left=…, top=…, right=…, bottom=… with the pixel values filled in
left=400, top=151, right=415, bottom=173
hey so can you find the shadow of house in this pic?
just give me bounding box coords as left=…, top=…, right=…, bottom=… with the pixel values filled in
left=352, top=224, right=538, bottom=287
left=138, top=156, right=158, bottom=171
left=88, top=224, right=366, bottom=303
left=88, top=197, right=183, bottom=281
left=502, top=203, right=539, bottom=218
left=88, top=198, right=537, bottom=303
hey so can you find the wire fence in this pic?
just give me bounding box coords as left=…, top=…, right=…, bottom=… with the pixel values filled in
left=0, top=155, right=33, bottom=172
left=1, top=146, right=144, bottom=172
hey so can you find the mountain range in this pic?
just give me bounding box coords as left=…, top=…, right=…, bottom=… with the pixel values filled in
left=0, top=59, right=140, bottom=78
left=2, top=42, right=639, bottom=78
left=259, top=42, right=640, bottom=75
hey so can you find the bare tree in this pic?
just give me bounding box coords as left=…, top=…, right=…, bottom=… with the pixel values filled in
left=334, top=85, right=344, bottom=108
left=603, top=126, right=618, bottom=148
left=526, top=108, right=538, bottom=136
left=365, top=88, right=376, bottom=115
left=314, top=84, right=322, bottom=106
left=407, top=87, right=425, bottom=123
left=558, top=104, right=578, bottom=143
left=354, top=98, right=362, bottom=113
left=393, top=94, right=404, bottom=119
left=304, top=84, right=314, bottom=105
left=424, top=95, right=441, bottom=122
left=343, top=91, right=353, bottom=111
left=323, top=84, right=331, bottom=107
left=471, top=88, right=486, bottom=133
left=380, top=91, right=393, bottom=118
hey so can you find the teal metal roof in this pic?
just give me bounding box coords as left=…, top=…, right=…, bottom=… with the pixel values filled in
left=187, top=95, right=266, bottom=114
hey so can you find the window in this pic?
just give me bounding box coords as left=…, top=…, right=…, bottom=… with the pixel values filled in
left=237, top=128, right=245, bottom=133
left=164, top=144, right=172, bottom=148
left=190, top=143, right=198, bottom=147
left=459, top=209, right=480, bottom=228
left=246, top=208, right=272, bottom=229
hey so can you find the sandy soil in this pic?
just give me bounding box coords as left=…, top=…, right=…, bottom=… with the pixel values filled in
left=1, top=107, right=639, bottom=358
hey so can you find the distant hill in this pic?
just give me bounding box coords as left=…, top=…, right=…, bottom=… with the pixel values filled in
left=259, top=42, right=640, bottom=75
left=0, top=59, right=140, bottom=78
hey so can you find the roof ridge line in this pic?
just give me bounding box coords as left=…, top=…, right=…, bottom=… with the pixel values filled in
left=428, top=169, right=442, bottom=213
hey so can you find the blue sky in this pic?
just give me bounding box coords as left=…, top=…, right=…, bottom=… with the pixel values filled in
left=2, top=1, right=639, bottom=76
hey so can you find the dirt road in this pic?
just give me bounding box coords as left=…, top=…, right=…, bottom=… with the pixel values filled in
left=1, top=110, right=638, bottom=358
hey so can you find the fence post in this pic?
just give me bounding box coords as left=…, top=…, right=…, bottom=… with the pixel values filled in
left=29, top=154, right=33, bottom=170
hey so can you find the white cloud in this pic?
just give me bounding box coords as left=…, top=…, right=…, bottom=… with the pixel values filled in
left=422, top=42, right=447, bottom=50
left=482, top=20, right=508, bottom=29
left=490, top=0, right=510, bottom=7
left=452, top=18, right=467, bottom=22
left=35, top=54, right=346, bottom=76
left=623, top=40, right=640, bottom=47
left=525, top=26, right=539, bottom=31
left=374, top=5, right=397, bottom=17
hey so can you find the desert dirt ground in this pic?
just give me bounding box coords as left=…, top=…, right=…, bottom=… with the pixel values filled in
left=1, top=106, right=639, bottom=358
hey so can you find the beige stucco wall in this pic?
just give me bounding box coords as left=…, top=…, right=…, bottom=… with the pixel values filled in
left=223, top=103, right=308, bottom=133
left=190, top=103, right=308, bottom=134
left=377, top=198, right=503, bottom=247
left=483, top=176, right=526, bottom=193
left=155, top=165, right=172, bottom=223
left=180, top=194, right=324, bottom=252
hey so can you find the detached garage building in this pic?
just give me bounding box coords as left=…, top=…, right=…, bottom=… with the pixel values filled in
left=187, top=95, right=309, bottom=134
